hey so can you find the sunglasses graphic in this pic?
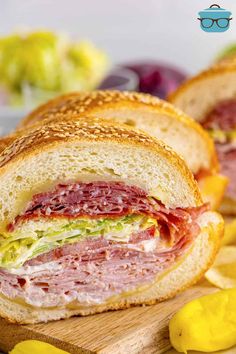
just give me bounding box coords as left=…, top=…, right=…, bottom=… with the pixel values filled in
left=198, top=17, right=232, bottom=29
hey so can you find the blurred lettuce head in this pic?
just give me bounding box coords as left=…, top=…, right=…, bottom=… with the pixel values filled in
left=0, top=34, right=24, bottom=90
left=67, top=40, right=109, bottom=90
left=0, top=30, right=109, bottom=104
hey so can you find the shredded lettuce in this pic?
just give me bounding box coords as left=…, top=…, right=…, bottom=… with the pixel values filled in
left=0, top=215, right=158, bottom=269
left=209, top=129, right=236, bottom=143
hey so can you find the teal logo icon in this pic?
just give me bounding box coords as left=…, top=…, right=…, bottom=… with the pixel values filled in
left=198, top=4, right=232, bottom=32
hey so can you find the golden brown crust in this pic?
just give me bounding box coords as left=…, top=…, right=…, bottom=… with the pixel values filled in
left=0, top=136, right=14, bottom=154
left=169, top=62, right=236, bottom=104
left=17, top=91, right=218, bottom=173
left=19, top=90, right=191, bottom=128
left=0, top=214, right=223, bottom=324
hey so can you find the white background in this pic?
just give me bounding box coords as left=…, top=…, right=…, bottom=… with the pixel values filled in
left=1, top=0, right=236, bottom=74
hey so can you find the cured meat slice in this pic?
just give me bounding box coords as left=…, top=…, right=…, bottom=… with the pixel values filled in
left=0, top=229, right=194, bottom=308
left=202, top=99, right=236, bottom=131
left=9, top=181, right=207, bottom=231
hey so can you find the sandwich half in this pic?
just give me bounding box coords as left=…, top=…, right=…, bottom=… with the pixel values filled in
left=0, top=117, right=223, bottom=324
left=17, top=90, right=227, bottom=210
left=169, top=60, right=236, bottom=215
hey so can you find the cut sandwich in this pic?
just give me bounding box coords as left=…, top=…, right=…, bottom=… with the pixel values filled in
left=169, top=60, right=236, bottom=215
left=17, top=90, right=227, bottom=210
left=0, top=117, right=223, bottom=324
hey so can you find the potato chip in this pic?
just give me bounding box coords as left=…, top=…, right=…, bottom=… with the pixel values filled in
left=222, top=217, right=236, bottom=246
left=205, top=246, right=236, bottom=288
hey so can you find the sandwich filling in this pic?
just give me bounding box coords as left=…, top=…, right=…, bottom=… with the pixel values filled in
left=0, top=181, right=208, bottom=307
left=203, top=99, right=236, bottom=201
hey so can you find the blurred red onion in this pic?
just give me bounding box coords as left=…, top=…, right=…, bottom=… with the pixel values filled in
left=99, top=61, right=187, bottom=99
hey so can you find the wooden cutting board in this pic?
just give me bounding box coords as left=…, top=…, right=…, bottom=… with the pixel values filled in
left=0, top=280, right=217, bottom=354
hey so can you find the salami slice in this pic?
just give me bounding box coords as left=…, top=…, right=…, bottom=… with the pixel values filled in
left=9, top=181, right=207, bottom=232
left=203, top=99, right=236, bottom=131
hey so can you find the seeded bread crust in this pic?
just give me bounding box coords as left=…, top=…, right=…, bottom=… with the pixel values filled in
left=19, top=90, right=201, bottom=127
left=17, top=91, right=218, bottom=174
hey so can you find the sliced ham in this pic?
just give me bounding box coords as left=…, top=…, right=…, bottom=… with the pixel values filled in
left=0, top=230, right=193, bottom=308
left=27, top=226, right=156, bottom=266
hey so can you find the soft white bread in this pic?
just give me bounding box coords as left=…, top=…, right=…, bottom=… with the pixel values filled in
left=0, top=211, right=223, bottom=324
left=169, top=62, right=236, bottom=123
left=17, top=91, right=218, bottom=175
left=0, top=117, right=202, bottom=226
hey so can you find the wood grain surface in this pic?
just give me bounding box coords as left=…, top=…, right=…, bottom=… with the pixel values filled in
left=166, top=347, right=236, bottom=354
left=0, top=281, right=217, bottom=354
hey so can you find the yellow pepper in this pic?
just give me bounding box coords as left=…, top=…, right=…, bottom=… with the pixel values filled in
left=198, top=174, right=228, bottom=211
left=10, top=340, right=69, bottom=354
left=222, top=217, right=236, bottom=246
left=169, top=288, right=236, bottom=353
